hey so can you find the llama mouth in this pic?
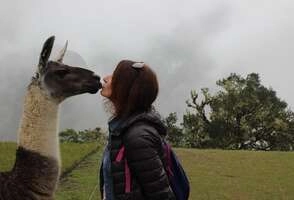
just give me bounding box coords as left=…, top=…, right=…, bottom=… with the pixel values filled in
left=89, top=88, right=99, bottom=94
left=84, top=83, right=102, bottom=94
left=98, top=82, right=102, bottom=89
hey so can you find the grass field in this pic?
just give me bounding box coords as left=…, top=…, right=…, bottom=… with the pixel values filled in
left=1, top=142, right=294, bottom=199
left=56, top=150, right=102, bottom=200
left=0, top=142, right=100, bottom=174
left=57, top=148, right=294, bottom=200
left=176, top=148, right=294, bottom=200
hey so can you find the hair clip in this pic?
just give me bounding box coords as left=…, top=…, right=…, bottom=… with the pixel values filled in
left=132, top=62, right=145, bottom=69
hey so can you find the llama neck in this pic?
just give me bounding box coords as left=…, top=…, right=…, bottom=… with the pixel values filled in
left=17, top=84, right=61, bottom=163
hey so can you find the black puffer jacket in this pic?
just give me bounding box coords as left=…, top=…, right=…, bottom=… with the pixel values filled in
left=99, top=111, right=176, bottom=200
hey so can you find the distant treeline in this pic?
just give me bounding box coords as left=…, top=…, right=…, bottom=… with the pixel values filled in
left=164, top=73, right=294, bottom=151
left=59, top=127, right=106, bottom=144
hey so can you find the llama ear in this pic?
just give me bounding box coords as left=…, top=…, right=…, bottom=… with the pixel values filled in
left=55, top=40, right=68, bottom=63
left=38, top=36, right=55, bottom=71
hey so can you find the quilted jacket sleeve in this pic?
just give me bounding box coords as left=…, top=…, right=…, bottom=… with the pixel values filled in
left=123, top=124, right=175, bottom=200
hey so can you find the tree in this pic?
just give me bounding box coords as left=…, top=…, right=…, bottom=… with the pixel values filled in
left=163, top=112, right=183, bottom=147
left=59, top=129, right=80, bottom=143
left=184, top=73, right=294, bottom=150
left=182, top=111, right=209, bottom=148
left=79, top=127, right=105, bottom=143
left=59, top=127, right=105, bottom=143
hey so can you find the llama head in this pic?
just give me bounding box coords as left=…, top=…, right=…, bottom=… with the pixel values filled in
left=32, top=36, right=102, bottom=101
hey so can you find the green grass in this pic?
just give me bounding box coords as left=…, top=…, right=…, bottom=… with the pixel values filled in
left=0, top=142, right=100, bottom=174
left=2, top=143, right=294, bottom=200
left=56, top=150, right=102, bottom=200
left=175, top=148, right=294, bottom=200
left=0, top=142, right=17, bottom=171
left=60, top=142, right=100, bottom=175
left=55, top=148, right=294, bottom=200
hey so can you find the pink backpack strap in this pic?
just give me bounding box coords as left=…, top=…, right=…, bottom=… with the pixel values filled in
left=115, top=146, right=131, bottom=193
left=115, top=146, right=125, bottom=162
left=125, top=159, right=131, bottom=193
left=164, top=142, right=174, bottom=177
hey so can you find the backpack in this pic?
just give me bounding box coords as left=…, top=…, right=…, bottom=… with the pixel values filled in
left=115, top=139, right=190, bottom=200
left=162, top=140, right=190, bottom=200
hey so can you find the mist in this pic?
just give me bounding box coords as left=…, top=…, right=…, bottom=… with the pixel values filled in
left=1, top=0, right=293, bottom=141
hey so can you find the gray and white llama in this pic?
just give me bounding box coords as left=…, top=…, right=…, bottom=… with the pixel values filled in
left=0, top=36, right=101, bottom=200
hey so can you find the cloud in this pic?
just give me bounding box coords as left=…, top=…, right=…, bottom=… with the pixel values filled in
left=1, top=0, right=294, bottom=141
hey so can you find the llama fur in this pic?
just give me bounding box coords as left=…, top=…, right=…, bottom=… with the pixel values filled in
left=0, top=81, right=61, bottom=200
left=0, top=36, right=101, bottom=200
left=18, top=81, right=61, bottom=164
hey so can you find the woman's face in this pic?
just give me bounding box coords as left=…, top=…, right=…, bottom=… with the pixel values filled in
left=100, top=75, right=112, bottom=98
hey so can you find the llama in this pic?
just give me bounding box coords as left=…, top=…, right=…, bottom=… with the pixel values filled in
left=0, top=36, right=101, bottom=200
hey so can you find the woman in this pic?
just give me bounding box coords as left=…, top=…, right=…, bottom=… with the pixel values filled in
left=99, top=60, right=175, bottom=200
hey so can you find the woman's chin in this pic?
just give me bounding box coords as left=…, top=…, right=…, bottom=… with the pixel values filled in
left=100, top=90, right=107, bottom=97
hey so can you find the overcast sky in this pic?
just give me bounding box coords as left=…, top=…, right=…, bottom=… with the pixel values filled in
left=0, top=0, right=293, bottom=141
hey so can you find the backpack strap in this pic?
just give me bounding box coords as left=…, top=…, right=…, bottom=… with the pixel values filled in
left=117, top=121, right=164, bottom=194
left=162, top=140, right=174, bottom=177
left=115, top=146, right=125, bottom=162
left=115, top=146, right=131, bottom=193
left=124, top=159, right=131, bottom=193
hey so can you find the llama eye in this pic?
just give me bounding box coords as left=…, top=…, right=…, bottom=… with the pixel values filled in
left=55, top=70, right=68, bottom=79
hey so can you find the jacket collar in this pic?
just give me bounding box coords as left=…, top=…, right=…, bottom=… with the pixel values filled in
left=108, top=110, right=167, bottom=137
